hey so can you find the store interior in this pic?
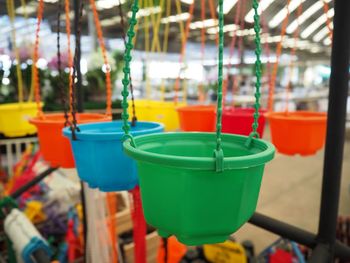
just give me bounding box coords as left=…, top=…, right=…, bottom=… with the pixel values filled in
left=0, top=0, right=349, bottom=262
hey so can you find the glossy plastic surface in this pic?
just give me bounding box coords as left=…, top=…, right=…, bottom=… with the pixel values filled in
left=30, top=113, right=110, bottom=168
left=222, top=107, right=266, bottom=137
left=267, top=111, right=327, bottom=156
left=63, top=121, right=164, bottom=191
left=0, top=102, right=40, bottom=137
left=177, top=105, right=216, bottom=132
left=124, top=132, right=275, bottom=245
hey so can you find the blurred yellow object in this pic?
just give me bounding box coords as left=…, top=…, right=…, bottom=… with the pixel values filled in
left=128, top=99, right=185, bottom=131
left=24, top=200, right=46, bottom=223
left=0, top=102, right=41, bottom=137
left=203, top=240, right=247, bottom=263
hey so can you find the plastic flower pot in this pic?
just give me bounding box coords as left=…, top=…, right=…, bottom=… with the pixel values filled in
left=0, top=102, right=41, bottom=137
left=63, top=121, right=164, bottom=191
left=266, top=111, right=327, bottom=156
left=123, top=132, right=275, bottom=245
left=177, top=105, right=216, bottom=132
left=29, top=113, right=110, bottom=168
left=128, top=100, right=185, bottom=131
left=222, top=107, right=266, bottom=137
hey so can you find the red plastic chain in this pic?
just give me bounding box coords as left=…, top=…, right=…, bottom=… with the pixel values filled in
left=89, top=0, right=112, bottom=116
left=173, top=1, right=195, bottom=103
left=267, top=0, right=291, bottom=112
left=322, top=0, right=333, bottom=40
left=33, top=0, right=44, bottom=116
left=129, top=186, right=147, bottom=263
left=232, top=0, right=246, bottom=103
left=285, top=0, right=303, bottom=112
left=223, top=0, right=243, bottom=107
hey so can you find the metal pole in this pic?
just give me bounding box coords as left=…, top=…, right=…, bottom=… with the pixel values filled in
left=316, top=0, right=350, bottom=260
left=11, top=167, right=58, bottom=199
left=249, top=213, right=350, bottom=260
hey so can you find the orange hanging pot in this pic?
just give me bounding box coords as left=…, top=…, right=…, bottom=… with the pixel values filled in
left=29, top=113, right=110, bottom=168
left=266, top=111, right=327, bottom=156
left=177, top=105, right=216, bottom=132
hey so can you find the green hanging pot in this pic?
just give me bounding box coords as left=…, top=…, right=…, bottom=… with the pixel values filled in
left=123, top=132, right=275, bottom=245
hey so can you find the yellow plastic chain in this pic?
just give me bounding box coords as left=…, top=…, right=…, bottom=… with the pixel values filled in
left=143, top=0, right=152, bottom=99
left=150, top=0, right=162, bottom=52
left=6, top=0, right=24, bottom=103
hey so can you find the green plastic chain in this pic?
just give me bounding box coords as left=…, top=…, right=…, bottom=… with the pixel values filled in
left=245, top=0, right=262, bottom=148
left=214, top=0, right=225, bottom=172
left=121, top=0, right=139, bottom=146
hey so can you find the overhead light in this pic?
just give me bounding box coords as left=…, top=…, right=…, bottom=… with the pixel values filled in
left=269, top=0, right=306, bottom=28
left=217, top=0, right=238, bottom=15
left=260, top=35, right=283, bottom=44
left=101, top=17, right=122, bottom=27
left=128, top=6, right=162, bottom=18
left=228, top=28, right=255, bottom=37
left=313, top=23, right=333, bottom=42
left=310, top=46, right=322, bottom=53
left=207, top=24, right=239, bottom=34
left=16, top=4, right=37, bottom=15
left=181, top=0, right=194, bottom=4
left=300, top=8, right=334, bottom=39
left=245, top=0, right=276, bottom=23
left=323, top=37, right=331, bottom=46
left=189, top=19, right=218, bottom=30
left=96, top=0, right=125, bottom=10
left=286, top=0, right=331, bottom=34
left=60, top=10, right=74, bottom=21
left=161, top=12, right=190, bottom=23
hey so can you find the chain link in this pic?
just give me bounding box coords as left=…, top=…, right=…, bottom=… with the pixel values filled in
left=118, top=0, right=137, bottom=126
left=121, top=0, right=139, bottom=144
left=245, top=0, right=262, bottom=147
left=56, top=0, right=70, bottom=127
left=70, top=0, right=84, bottom=140
left=213, top=0, right=224, bottom=172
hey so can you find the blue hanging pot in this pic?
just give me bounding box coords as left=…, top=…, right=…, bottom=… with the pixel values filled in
left=63, top=121, right=164, bottom=191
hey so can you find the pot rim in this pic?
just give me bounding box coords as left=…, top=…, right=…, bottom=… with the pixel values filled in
left=123, top=132, right=275, bottom=170
left=29, top=112, right=110, bottom=125
left=63, top=120, right=164, bottom=141
left=266, top=111, right=327, bottom=122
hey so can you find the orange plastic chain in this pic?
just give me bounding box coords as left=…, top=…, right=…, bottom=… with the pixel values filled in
left=198, top=0, right=206, bottom=102
left=208, top=0, right=219, bottom=45
left=174, top=1, right=195, bottom=103
left=64, top=0, right=74, bottom=113
left=106, top=193, right=118, bottom=263
left=322, top=0, right=333, bottom=40
left=33, top=0, right=44, bottom=116
left=89, top=0, right=112, bottom=116
left=232, top=0, right=246, bottom=103
left=267, top=0, right=291, bottom=112
left=285, top=0, right=303, bottom=112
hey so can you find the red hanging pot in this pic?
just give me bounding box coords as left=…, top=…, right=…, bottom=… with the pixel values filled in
left=222, top=107, right=266, bottom=137
left=266, top=111, right=327, bottom=156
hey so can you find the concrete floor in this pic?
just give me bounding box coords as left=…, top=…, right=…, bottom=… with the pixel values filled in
left=234, top=128, right=350, bottom=253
